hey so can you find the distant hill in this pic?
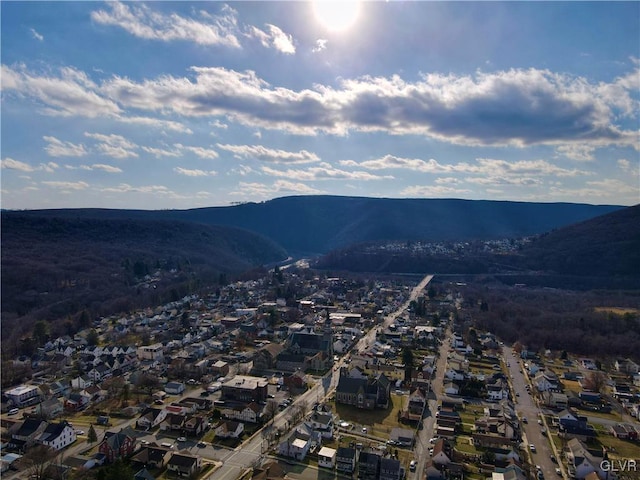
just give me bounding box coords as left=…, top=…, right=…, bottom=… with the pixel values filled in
left=314, top=204, right=640, bottom=283
left=12, top=196, right=624, bottom=254
left=1, top=213, right=287, bottom=347
left=517, top=204, right=640, bottom=276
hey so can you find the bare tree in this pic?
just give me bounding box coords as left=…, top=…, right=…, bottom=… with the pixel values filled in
left=583, top=371, right=608, bottom=394
left=23, top=445, right=59, bottom=480
left=263, top=400, right=279, bottom=424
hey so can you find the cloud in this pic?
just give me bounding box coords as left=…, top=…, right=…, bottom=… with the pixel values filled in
left=1, top=157, right=35, bottom=172
left=343, top=155, right=591, bottom=179
left=1, top=64, right=121, bottom=118
left=91, top=1, right=241, bottom=47
left=43, top=136, right=88, bottom=157
left=176, top=145, right=219, bottom=159
left=261, top=162, right=393, bottom=181
left=216, top=144, right=319, bottom=163
left=101, top=183, right=182, bottom=198
left=119, top=116, right=193, bottom=134
left=6, top=62, right=638, bottom=148
left=312, top=39, right=328, bottom=53
left=174, top=167, right=217, bottom=177
left=42, top=180, right=89, bottom=190
left=231, top=180, right=323, bottom=197
left=141, top=146, right=182, bottom=158
left=72, top=164, right=123, bottom=173
left=401, top=185, right=473, bottom=197
left=30, top=28, right=44, bottom=41
left=555, top=144, right=596, bottom=162
left=248, top=24, right=295, bottom=54
left=617, top=159, right=631, bottom=171
left=84, top=132, right=139, bottom=158
left=39, top=162, right=59, bottom=173
left=1, top=158, right=60, bottom=173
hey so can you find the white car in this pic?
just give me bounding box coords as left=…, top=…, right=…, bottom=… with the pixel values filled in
left=177, top=437, right=187, bottom=442
left=409, top=460, right=416, bottom=471
left=75, top=429, right=85, bottom=435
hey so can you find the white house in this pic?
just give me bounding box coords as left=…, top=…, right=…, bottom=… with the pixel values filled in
left=164, top=382, right=185, bottom=395
left=444, top=382, right=459, bottom=396
left=566, top=438, right=605, bottom=480
left=136, top=408, right=168, bottom=430
left=534, top=371, right=559, bottom=392
left=221, top=403, right=263, bottom=424
left=318, top=446, right=337, bottom=469
left=6, top=385, right=41, bottom=407
left=37, top=421, right=76, bottom=450
left=307, top=411, right=334, bottom=439
left=278, top=426, right=321, bottom=461
left=215, top=420, right=244, bottom=439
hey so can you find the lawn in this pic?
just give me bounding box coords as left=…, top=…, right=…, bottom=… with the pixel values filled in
left=333, top=394, right=407, bottom=439
left=588, top=435, right=640, bottom=460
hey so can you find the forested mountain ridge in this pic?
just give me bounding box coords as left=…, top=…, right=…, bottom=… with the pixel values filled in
left=1, top=212, right=287, bottom=349
left=314, top=204, right=640, bottom=283
left=10, top=195, right=624, bottom=254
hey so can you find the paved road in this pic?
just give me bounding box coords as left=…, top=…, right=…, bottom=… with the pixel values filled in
left=413, top=325, right=452, bottom=480
left=504, top=347, right=563, bottom=480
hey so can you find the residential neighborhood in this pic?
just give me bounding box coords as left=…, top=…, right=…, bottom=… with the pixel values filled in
left=1, top=269, right=639, bottom=480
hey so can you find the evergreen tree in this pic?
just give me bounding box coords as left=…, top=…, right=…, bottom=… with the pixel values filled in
left=87, top=425, right=98, bottom=444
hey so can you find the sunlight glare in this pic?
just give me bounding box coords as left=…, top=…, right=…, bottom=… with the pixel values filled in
left=313, top=1, right=361, bottom=32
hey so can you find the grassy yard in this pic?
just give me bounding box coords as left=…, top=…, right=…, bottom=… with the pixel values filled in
left=589, top=435, right=640, bottom=460
left=455, top=435, right=480, bottom=455
left=333, top=394, right=408, bottom=439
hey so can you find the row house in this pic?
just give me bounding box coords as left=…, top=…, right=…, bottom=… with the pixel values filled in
left=278, top=425, right=321, bottom=461
left=336, top=446, right=357, bottom=474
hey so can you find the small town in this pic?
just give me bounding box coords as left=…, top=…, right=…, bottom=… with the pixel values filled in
left=1, top=268, right=639, bottom=480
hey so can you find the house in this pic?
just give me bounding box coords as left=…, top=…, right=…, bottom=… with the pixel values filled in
left=130, top=443, right=172, bottom=469
left=534, top=371, right=559, bottom=392
left=134, top=468, right=156, bottom=480
left=492, top=464, right=527, bottom=480
left=615, top=358, right=639, bottom=375
left=221, top=402, right=263, bottom=424
left=405, top=388, right=426, bottom=420
left=380, top=457, right=402, bottom=480
left=544, top=392, right=569, bottom=410
left=556, top=409, right=578, bottom=422
left=486, top=380, right=509, bottom=401
left=432, top=438, right=452, bottom=467
left=64, top=392, right=91, bottom=411
left=307, top=411, right=334, bottom=439
left=252, top=344, right=285, bottom=372
left=211, top=360, right=230, bottom=377
left=136, top=408, right=168, bottom=430
left=335, top=370, right=391, bottom=410
left=389, top=427, right=415, bottom=447
left=318, top=446, right=337, bottom=469
left=215, top=420, right=244, bottom=439
left=99, top=431, right=136, bottom=463
left=70, top=376, right=93, bottom=390
left=33, top=398, right=64, bottom=419
left=10, top=419, right=48, bottom=451
left=252, top=460, right=286, bottom=480
left=278, top=425, right=320, bottom=461
left=37, top=421, right=76, bottom=450
left=609, top=423, right=639, bottom=440
left=161, top=413, right=186, bottom=432
left=565, top=438, right=606, bottom=480
left=559, top=418, right=596, bottom=441
left=358, top=451, right=381, bottom=480
left=443, top=382, right=459, bottom=396
left=164, top=382, right=185, bottom=395
left=136, top=343, right=164, bottom=361
left=336, top=446, right=357, bottom=473
left=183, top=415, right=207, bottom=437
left=166, top=451, right=202, bottom=477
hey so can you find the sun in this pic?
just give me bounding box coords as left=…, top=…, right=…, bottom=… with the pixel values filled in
left=313, top=1, right=361, bottom=32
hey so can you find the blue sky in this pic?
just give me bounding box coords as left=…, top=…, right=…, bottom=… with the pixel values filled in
left=2, top=1, right=639, bottom=210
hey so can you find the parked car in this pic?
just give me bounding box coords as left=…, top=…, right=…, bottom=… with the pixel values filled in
left=410, top=460, right=416, bottom=471
left=177, top=437, right=187, bottom=442
left=530, top=444, right=536, bottom=452
left=8, top=408, right=19, bottom=415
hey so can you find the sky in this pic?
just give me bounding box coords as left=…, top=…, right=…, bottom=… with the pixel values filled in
left=1, top=1, right=639, bottom=210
